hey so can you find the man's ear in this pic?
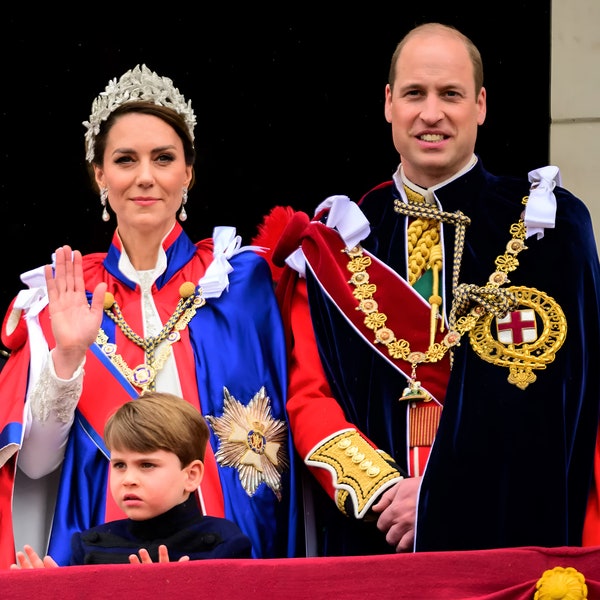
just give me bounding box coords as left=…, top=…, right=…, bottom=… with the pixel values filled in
left=477, top=86, right=487, bottom=125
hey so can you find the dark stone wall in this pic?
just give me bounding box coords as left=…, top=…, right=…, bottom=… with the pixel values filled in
left=1, top=5, right=550, bottom=323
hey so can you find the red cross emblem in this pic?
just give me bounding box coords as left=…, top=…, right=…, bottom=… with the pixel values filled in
left=496, top=309, right=537, bottom=345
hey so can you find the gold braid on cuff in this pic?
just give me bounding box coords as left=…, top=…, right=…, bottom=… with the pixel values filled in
left=306, top=429, right=404, bottom=519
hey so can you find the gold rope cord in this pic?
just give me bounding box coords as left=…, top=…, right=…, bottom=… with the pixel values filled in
left=98, top=282, right=204, bottom=391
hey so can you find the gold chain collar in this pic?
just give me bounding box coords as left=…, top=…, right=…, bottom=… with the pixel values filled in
left=95, top=281, right=205, bottom=392
left=344, top=196, right=529, bottom=398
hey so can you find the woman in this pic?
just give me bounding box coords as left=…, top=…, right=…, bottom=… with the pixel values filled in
left=0, top=64, right=298, bottom=566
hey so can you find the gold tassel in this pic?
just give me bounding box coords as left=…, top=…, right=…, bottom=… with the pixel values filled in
left=428, top=245, right=444, bottom=346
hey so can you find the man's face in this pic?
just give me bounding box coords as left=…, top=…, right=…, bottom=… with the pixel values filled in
left=384, top=31, right=486, bottom=188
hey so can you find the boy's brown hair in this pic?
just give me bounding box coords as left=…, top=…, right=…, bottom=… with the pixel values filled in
left=104, top=392, right=210, bottom=466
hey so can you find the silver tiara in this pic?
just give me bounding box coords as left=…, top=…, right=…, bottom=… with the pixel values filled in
left=83, top=64, right=196, bottom=163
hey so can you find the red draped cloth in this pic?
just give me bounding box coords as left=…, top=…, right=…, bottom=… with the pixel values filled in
left=1, top=546, right=599, bottom=600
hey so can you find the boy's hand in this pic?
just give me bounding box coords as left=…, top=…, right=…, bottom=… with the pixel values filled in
left=10, top=545, right=59, bottom=569
left=129, top=544, right=190, bottom=564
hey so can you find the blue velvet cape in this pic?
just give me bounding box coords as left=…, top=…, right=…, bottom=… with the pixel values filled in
left=305, top=159, right=600, bottom=553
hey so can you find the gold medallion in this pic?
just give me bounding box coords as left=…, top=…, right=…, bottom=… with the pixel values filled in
left=469, top=286, right=567, bottom=389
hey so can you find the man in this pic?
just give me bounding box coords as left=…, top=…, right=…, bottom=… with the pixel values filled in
left=255, top=22, right=600, bottom=555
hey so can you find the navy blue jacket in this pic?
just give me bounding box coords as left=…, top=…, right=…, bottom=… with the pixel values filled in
left=70, top=497, right=252, bottom=564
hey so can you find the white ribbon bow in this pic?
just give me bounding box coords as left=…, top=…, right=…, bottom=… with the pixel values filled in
left=285, top=195, right=371, bottom=277
left=524, top=165, right=561, bottom=239
left=199, top=226, right=241, bottom=298
left=319, top=195, right=371, bottom=249
left=15, top=266, right=49, bottom=318
left=12, top=265, right=53, bottom=427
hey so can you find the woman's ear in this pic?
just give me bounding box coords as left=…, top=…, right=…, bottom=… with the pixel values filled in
left=184, top=166, right=192, bottom=190
left=93, top=164, right=105, bottom=191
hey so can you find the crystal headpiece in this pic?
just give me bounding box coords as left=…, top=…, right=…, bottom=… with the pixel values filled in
left=83, top=64, right=196, bottom=163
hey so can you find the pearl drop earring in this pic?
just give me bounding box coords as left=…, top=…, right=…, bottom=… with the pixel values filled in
left=179, top=188, right=188, bottom=222
left=100, top=187, right=110, bottom=222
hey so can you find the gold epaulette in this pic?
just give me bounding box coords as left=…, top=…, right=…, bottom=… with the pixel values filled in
left=306, top=429, right=403, bottom=519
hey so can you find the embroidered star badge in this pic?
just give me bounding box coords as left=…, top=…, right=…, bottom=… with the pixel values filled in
left=205, top=387, right=289, bottom=500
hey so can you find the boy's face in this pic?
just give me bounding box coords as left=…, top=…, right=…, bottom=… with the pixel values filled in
left=109, top=448, right=203, bottom=520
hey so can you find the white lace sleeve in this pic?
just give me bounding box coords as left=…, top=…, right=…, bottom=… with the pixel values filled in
left=17, top=353, right=84, bottom=479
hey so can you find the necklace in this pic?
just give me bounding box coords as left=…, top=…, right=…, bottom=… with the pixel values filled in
left=96, top=281, right=205, bottom=392
left=344, top=196, right=529, bottom=400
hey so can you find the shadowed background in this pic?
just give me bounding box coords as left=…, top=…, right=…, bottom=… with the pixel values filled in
left=1, top=5, right=550, bottom=327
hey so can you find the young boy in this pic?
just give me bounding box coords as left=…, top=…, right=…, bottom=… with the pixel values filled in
left=12, top=392, right=252, bottom=567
